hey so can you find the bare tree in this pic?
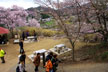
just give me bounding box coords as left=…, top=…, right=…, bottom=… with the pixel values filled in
left=77, top=0, right=108, bottom=43
left=34, top=0, right=84, bottom=61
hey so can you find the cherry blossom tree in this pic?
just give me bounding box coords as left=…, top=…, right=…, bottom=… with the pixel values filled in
left=0, top=5, right=40, bottom=29
left=0, top=5, right=40, bottom=37
left=28, top=18, right=40, bottom=27
left=0, top=5, right=28, bottom=29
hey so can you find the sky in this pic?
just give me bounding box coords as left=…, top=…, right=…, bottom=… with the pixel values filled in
left=0, top=0, right=39, bottom=9
left=0, top=0, right=65, bottom=9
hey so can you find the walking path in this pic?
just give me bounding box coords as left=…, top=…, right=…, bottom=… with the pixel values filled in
left=0, top=38, right=108, bottom=72
left=58, top=63, right=108, bottom=72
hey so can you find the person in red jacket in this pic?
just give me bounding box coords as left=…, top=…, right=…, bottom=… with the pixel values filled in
left=45, top=58, right=53, bottom=72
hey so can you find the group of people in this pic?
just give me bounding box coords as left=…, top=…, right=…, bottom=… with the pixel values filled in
left=22, top=30, right=37, bottom=41
left=33, top=52, right=59, bottom=72
left=18, top=39, right=59, bottom=72
left=16, top=39, right=26, bottom=72
left=0, top=37, right=59, bottom=72
left=0, top=34, right=8, bottom=44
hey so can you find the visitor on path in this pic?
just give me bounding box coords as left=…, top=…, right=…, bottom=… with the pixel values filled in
left=51, top=55, right=59, bottom=72
left=45, top=58, right=53, bottom=72
left=22, top=32, right=25, bottom=41
left=46, top=52, right=53, bottom=62
left=33, top=53, right=40, bottom=72
left=33, top=30, right=37, bottom=41
left=17, top=61, right=26, bottom=72
left=19, top=51, right=26, bottom=67
left=0, top=48, right=6, bottom=63
left=0, top=35, right=8, bottom=44
left=19, top=39, right=24, bottom=54
left=26, top=31, right=29, bottom=38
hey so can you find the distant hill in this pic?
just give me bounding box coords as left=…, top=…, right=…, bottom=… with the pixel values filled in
left=27, top=6, right=50, bottom=12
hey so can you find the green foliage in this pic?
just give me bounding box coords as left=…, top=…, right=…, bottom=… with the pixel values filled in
left=41, top=19, right=57, bottom=29
left=45, top=20, right=55, bottom=25
left=41, top=13, right=50, bottom=19
left=0, top=24, right=6, bottom=27
left=101, top=51, right=108, bottom=61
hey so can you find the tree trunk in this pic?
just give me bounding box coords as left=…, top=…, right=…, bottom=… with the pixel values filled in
left=10, top=28, right=14, bottom=38
left=72, top=43, right=75, bottom=61
left=68, top=38, right=75, bottom=61
left=103, top=35, right=108, bottom=43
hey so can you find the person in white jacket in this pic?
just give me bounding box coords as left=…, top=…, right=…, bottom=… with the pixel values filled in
left=19, top=61, right=26, bottom=72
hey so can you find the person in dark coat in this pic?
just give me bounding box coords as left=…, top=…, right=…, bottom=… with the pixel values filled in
left=1, top=35, right=6, bottom=44
left=46, top=52, right=53, bottom=62
left=19, top=51, right=26, bottom=67
left=33, top=53, right=40, bottom=72
left=22, top=32, right=25, bottom=41
left=19, top=39, right=24, bottom=54
left=33, top=30, right=37, bottom=41
left=51, top=55, right=59, bottom=72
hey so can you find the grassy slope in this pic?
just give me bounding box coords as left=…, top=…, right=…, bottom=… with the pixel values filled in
left=40, top=20, right=56, bottom=28
left=24, top=38, right=68, bottom=55
left=45, top=20, right=55, bottom=25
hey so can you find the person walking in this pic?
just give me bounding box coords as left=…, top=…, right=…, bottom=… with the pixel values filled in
left=45, top=58, right=53, bottom=72
left=51, top=55, right=59, bottom=72
left=18, top=61, right=26, bottom=72
left=33, top=53, right=40, bottom=72
left=33, top=30, right=37, bottom=41
left=19, top=39, right=24, bottom=54
left=22, top=32, right=25, bottom=41
left=0, top=48, right=6, bottom=63
left=19, top=51, right=26, bottom=67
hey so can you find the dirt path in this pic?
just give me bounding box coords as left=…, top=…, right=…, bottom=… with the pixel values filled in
left=0, top=38, right=108, bottom=72
left=0, top=38, right=65, bottom=72
left=58, top=62, right=108, bottom=72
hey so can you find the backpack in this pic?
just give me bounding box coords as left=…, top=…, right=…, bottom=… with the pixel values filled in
left=16, top=65, right=20, bottom=72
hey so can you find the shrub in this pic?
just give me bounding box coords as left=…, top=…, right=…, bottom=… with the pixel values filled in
left=41, top=13, right=50, bottom=19
left=42, top=29, right=57, bottom=37
left=14, top=27, right=63, bottom=37
left=83, top=34, right=97, bottom=43
left=101, top=51, right=108, bottom=60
